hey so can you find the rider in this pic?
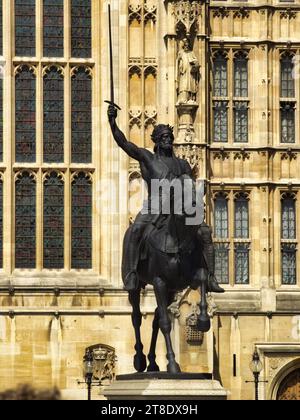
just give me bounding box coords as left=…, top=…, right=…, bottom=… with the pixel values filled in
left=108, top=105, right=224, bottom=293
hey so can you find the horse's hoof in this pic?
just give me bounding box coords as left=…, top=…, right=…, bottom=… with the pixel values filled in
left=167, top=362, right=181, bottom=374
left=197, top=317, right=211, bottom=333
left=134, top=353, right=147, bottom=372
left=147, top=363, right=160, bottom=372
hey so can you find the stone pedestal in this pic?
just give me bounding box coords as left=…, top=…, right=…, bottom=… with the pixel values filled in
left=103, top=373, right=227, bottom=400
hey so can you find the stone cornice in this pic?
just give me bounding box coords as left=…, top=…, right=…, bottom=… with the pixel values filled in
left=209, top=4, right=300, bottom=12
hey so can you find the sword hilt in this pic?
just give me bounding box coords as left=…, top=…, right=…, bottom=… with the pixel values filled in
left=104, top=100, right=121, bottom=111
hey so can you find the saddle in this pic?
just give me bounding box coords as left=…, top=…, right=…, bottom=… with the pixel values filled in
left=140, top=214, right=196, bottom=260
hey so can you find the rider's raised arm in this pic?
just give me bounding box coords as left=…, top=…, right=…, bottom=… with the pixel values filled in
left=108, top=105, right=152, bottom=163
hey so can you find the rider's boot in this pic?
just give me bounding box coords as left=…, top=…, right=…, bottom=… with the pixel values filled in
left=207, top=274, right=225, bottom=293
left=122, top=224, right=144, bottom=292
left=124, top=271, right=139, bottom=292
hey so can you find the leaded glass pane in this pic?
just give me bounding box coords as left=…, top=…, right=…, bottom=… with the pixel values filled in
left=15, top=66, right=36, bottom=162
left=15, top=0, right=36, bottom=57
left=235, top=244, right=249, bottom=284
left=235, top=196, right=249, bottom=238
left=214, top=196, right=228, bottom=238
left=282, top=198, right=296, bottom=239
left=281, top=55, right=295, bottom=98
left=282, top=244, right=296, bottom=285
left=72, top=173, right=92, bottom=269
left=0, top=73, right=3, bottom=161
left=71, top=0, right=91, bottom=58
left=71, top=67, right=92, bottom=163
left=215, top=243, right=229, bottom=284
left=213, top=53, right=227, bottom=97
left=43, top=172, right=64, bottom=269
left=234, top=101, right=248, bottom=143
left=0, top=180, right=2, bottom=268
left=281, top=103, right=295, bottom=143
left=43, top=0, right=64, bottom=57
left=213, top=101, right=228, bottom=142
left=43, top=66, right=64, bottom=163
left=15, top=172, right=36, bottom=269
left=234, top=55, right=248, bottom=97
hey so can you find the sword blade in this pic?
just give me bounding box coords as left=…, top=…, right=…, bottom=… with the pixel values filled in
left=105, top=4, right=121, bottom=110
left=108, top=4, right=114, bottom=105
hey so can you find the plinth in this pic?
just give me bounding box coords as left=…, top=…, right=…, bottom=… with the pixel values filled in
left=103, top=372, right=227, bottom=400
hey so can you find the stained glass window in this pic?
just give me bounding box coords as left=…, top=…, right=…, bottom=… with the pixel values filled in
left=71, top=0, right=91, bottom=58
left=43, top=172, right=64, bottom=269
left=282, top=197, right=296, bottom=240
left=234, top=53, right=248, bottom=97
left=234, top=101, right=248, bottom=143
left=15, top=0, right=36, bottom=57
left=282, top=244, right=296, bottom=285
left=213, top=52, right=228, bottom=97
left=71, top=172, right=92, bottom=269
left=71, top=67, right=92, bottom=163
left=0, top=179, right=2, bottom=268
left=43, top=66, right=64, bottom=163
left=213, top=101, right=228, bottom=142
left=15, top=66, right=36, bottom=162
left=281, top=54, right=295, bottom=98
left=214, top=195, right=228, bottom=238
left=0, top=71, right=3, bottom=161
left=235, top=244, right=249, bottom=284
left=281, top=102, right=295, bottom=144
left=235, top=195, right=249, bottom=238
left=43, top=0, right=64, bottom=57
left=215, top=243, right=229, bottom=284
left=15, top=172, right=36, bottom=269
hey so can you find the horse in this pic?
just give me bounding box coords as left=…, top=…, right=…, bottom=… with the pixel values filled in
left=124, top=199, right=212, bottom=374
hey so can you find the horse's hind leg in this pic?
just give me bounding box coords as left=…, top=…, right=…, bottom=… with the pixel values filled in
left=153, top=277, right=181, bottom=374
left=129, top=289, right=147, bottom=372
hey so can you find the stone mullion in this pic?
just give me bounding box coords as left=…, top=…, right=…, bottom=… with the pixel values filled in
left=2, top=0, right=13, bottom=274
left=65, top=169, right=71, bottom=271
left=229, top=191, right=235, bottom=286
left=36, top=169, right=42, bottom=271
left=142, top=9, right=145, bottom=148
left=92, top=0, right=100, bottom=274
left=268, top=186, right=275, bottom=290
left=99, top=2, right=111, bottom=281
left=296, top=190, right=300, bottom=288
left=65, top=0, right=71, bottom=61
left=36, top=63, right=43, bottom=270
left=295, top=48, right=299, bottom=148
left=228, top=49, right=234, bottom=145
left=64, top=63, right=71, bottom=271
left=36, top=0, right=43, bottom=60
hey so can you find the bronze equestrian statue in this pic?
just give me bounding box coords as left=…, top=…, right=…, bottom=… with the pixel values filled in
left=108, top=105, right=224, bottom=374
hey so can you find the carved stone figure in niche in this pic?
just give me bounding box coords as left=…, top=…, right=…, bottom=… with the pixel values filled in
left=176, top=38, right=200, bottom=105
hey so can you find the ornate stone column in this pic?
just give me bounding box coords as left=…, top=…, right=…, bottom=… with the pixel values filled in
left=164, top=0, right=208, bottom=177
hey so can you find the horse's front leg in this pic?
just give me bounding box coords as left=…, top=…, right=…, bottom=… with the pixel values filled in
left=153, top=277, right=181, bottom=374
left=147, top=292, right=175, bottom=372
left=128, top=289, right=147, bottom=372
left=196, top=268, right=211, bottom=333
left=147, top=307, right=160, bottom=372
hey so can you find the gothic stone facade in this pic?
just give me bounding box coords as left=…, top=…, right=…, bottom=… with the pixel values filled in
left=0, top=0, right=300, bottom=400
